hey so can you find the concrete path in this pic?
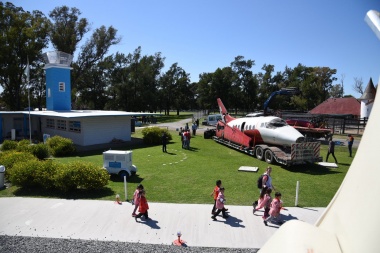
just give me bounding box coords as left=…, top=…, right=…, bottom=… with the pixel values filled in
left=0, top=197, right=324, bottom=249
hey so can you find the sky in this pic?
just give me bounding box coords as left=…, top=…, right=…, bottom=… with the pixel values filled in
left=12, top=0, right=380, bottom=97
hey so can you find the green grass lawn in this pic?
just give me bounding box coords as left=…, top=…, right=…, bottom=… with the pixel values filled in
left=0, top=126, right=357, bottom=207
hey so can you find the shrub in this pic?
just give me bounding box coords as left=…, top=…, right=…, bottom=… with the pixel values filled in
left=30, top=143, right=50, bottom=160
left=0, top=151, right=37, bottom=180
left=53, top=163, right=77, bottom=192
left=7, top=158, right=108, bottom=192
left=16, top=139, right=33, bottom=153
left=1, top=140, right=18, bottom=151
left=1, top=140, right=49, bottom=160
left=142, top=127, right=172, bottom=145
left=9, top=160, right=40, bottom=188
left=54, top=161, right=109, bottom=192
left=33, top=160, right=58, bottom=189
left=47, top=136, right=76, bottom=157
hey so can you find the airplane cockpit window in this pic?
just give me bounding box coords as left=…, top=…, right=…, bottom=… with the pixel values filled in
left=266, top=118, right=287, bottom=129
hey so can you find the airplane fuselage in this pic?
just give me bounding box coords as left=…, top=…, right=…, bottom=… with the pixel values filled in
left=225, top=116, right=304, bottom=147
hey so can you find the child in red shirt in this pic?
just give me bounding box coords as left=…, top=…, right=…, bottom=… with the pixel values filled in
left=132, top=184, right=144, bottom=217
left=210, top=180, right=222, bottom=214
left=135, top=190, right=150, bottom=221
left=264, top=192, right=283, bottom=226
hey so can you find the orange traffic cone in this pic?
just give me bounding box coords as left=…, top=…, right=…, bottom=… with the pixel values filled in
left=115, top=194, right=122, bottom=205
left=173, top=231, right=186, bottom=246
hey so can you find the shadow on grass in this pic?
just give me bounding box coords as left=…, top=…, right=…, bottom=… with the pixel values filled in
left=13, top=186, right=115, bottom=200
left=109, top=174, right=144, bottom=184
left=74, top=137, right=152, bottom=157
left=182, top=146, right=200, bottom=152
left=282, top=163, right=342, bottom=175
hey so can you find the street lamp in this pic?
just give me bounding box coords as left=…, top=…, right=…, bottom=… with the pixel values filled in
left=25, top=57, right=32, bottom=144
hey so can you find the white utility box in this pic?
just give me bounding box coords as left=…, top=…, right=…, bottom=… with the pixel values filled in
left=103, top=150, right=137, bottom=180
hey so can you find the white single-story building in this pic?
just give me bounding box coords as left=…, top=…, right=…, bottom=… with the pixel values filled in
left=0, top=110, right=144, bottom=146
left=0, top=51, right=153, bottom=147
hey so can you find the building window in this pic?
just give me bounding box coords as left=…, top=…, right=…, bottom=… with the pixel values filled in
left=59, top=82, right=65, bottom=92
left=48, top=88, right=51, bottom=97
left=46, top=118, right=55, bottom=129
left=57, top=119, right=67, bottom=130
left=69, top=121, right=81, bottom=133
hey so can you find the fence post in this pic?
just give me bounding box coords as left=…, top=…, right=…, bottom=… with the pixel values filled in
left=295, top=181, right=300, bottom=206
left=124, top=175, right=128, bottom=201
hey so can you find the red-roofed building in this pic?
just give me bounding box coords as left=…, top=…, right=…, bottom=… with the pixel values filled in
left=309, top=97, right=361, bottom=118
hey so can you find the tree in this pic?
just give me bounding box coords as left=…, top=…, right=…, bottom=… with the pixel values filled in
left=196, top=72, right=214, bottom=111
left=0, top=2, right=50, bottom=110
left=73, top=25, right=121, bottom=109
left=159, top=63, right=191, bottom=115
left=353, top=77, right=364, bottom=95
left=329, top=84, right=344, bottom=98
left=340, top=73, right=345, bottom=96
left=48, top=6, right=90, bottom=55
left=230, top=56, right=257, bottom=113
left=105, top=52, right=133, bottom=111
left=256, top=64, right=277, bottom=111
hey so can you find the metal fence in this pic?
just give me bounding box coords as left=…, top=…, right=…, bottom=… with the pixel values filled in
left=327, top=117, right=367, bottom=135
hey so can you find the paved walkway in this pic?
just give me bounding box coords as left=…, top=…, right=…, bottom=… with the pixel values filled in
left=0, top=197, right=324, bottom=249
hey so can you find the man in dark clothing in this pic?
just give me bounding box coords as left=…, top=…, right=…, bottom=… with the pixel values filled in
left=348, top=134, right=354, bottom=157
left=326, top=137, right=338, bottom=163
left=162, top=132, right=168, bottom=152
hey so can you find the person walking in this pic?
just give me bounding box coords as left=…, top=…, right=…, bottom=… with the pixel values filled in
left=211, top=187, right=229, bottom=220
left=264, top=192, right=283, bottom=226
left=132, top=184, right=144, bottom=217
left=347, top=134, right=354, bottom=157
left=261, top=166, right=275, bottom=191
left=182, top=131, right=187, bottom=149
left=254, top=166, right=276, bottom=211
left=192, top=122, right=197, bottom=136
left=253, top=188, right=272, bottom=215
left=211, top=180, right=222, bottom=214
left=135, top=189, right=150, bottom=222
left=162, top=132, right=168, bottom=152
left=326, top=137, right=338, bottom=163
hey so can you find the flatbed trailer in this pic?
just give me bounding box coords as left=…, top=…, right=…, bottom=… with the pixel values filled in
left=213, top=120, right=322, bottom=166
left=212, top=136, right=321, bottom=166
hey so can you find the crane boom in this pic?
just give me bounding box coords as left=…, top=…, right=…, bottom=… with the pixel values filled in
left=263, top=87, right=300, bottom=115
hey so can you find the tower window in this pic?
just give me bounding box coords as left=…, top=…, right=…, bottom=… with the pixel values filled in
left=59, top=82, right=65, bottom=92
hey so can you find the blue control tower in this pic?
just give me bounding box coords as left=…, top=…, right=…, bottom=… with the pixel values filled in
left=42, top=51, right=73, bottom=111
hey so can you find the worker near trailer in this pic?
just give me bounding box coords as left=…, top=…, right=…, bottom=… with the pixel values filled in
left=326, top=137, right=338, bottom=163
left=347, top=134, right=354, bottom=157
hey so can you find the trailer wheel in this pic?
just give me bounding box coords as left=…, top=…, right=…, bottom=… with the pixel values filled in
left=264, top=150, right=274, bottom=164
left=118, top=170, right=129, bottom=181
left=256, top=147, right=264, bottom=160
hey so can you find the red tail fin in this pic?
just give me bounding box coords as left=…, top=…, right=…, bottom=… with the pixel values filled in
left=217, top=98, right=235, bottom=123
